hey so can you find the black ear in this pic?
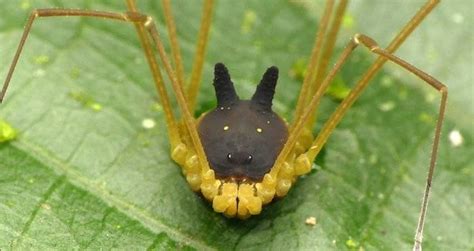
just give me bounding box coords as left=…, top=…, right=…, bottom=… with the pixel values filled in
left=251, top=66, right=278, bottom=111
left=213, top=63, right=239, bottom=107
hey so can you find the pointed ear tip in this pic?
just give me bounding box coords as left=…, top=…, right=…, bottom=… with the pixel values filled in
left=215, top=62, right=226, bottom=70
left=267, top=66, right=279, bottom=75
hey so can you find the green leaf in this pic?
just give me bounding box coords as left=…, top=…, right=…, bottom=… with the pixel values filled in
left=0, top=0, right=472, bottom=250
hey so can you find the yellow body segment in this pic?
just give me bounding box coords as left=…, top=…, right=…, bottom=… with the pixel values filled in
left=171, top=134, right=313, bottom=218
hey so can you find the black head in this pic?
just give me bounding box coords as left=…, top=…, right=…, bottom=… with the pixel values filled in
left=198, top=63, right=288, bottom=181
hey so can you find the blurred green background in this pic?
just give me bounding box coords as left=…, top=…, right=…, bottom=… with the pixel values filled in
left=0, top=0, right=472, bottom=250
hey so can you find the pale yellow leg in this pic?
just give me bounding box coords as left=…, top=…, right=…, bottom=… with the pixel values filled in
left=272, top=36, right=359, bottom=183
left=161, top=0, right=186, bottom=88
left=305, top=34, right=446, bottom=251
left=293, top=0, right=335, bottom=122
left=186, top=0, right=215, bottom=113
left=290, top=1, right=442, bottom=250
left=0, top=5, right=184, bottom=156
left=125, top=1, right=189, bottom=167
left=304, top=0, right=348, bottom=131
left=126, top=1, right=221, bottom=202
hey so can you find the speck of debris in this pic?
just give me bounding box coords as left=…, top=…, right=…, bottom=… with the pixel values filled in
left=289, top=58, right=307, bottom=81
left=241, top=9, right=257, bottom=34
left=449, top=129, right=463, bottom=147
left=142, top=118, right=156, bottom=129
left=378, top=101, right=395, bottom=112
left=90, top=103, right=103, bottom=112
left=381, top=76, right=394, bottom=87
left=34, top=55, right=50, bottom=65
left=326, top=76, right=350, bottom=101
left=425, top=92, right=436, bottom=103
left=452, top=13, right=464, bottom=24
left=41, top=203, right=51, bottom=210
left=342, top=14, right=354, bottom=29
left=69, top=91, right=103, bottom=112
left=345, top=237, right=359, bottom=249
left=152, top=103, right=163, bottom=112
left=418, top=112, right=434, bottom=124
left=20, top=0, right=30, bottom=10
left=305, top=216, right=317, bottom=226
left=33, top=69, right=46, bottom=77
left=0, top=120, right=17, bottom=143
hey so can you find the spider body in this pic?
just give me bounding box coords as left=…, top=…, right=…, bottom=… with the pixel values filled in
left=174, top=64, right=310, bottom=219
left=198, top=64, right=288, bottom=182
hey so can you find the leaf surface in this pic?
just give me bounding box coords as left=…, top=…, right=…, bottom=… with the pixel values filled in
left=0, top=0, right=472, bottom=250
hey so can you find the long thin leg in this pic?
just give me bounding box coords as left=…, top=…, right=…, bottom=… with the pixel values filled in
left=308, top=34, right=447, bottom=251
left=0, top=8, right=183, bottom=151
left=273, top=35, right=358, bottom=174
left=142, top=15, right=213, bottom=173
left=161, top=0, right=186, bottom=87
left=125, top=3, right=186, bottom=101
left=303, top=0, right=440, bottom=140
left=186, top=0, right=215, bottom=113
left=125, top=1, right=212, bottom=176
left=138, top=8, right=222, bottom=199
left=294, top=1, right=442, bottom=249
left=293, top=0, right=335, bottom=122
left=0, top=9, right=126, bottom=102
left=292, top=0, right=348, bottom=131
left=303, top=0, right=348, bottom=130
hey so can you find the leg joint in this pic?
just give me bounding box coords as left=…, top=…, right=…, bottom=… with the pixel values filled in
left=354, top=33, right=381, bottom=51
left=124, top=11, right=149, bottom=24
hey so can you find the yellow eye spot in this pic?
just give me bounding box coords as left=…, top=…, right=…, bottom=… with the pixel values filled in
left=223, top=125, right=229, bottom=131
left=256, top=128, right=263, bottom=133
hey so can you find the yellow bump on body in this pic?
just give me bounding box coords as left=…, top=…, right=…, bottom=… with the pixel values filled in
left=294, top=141, right=305, bottom=156
left=256, top=173, right=277, bottom=204
left=223, top=125, right=229, bottom=131
left=213, top=182, right=238, bottom=217
left=237, top=184, right=262, bottom=218
left=171, top=142, right=188, bottom=165
left=294, top=153, right=312, bottom=175
left=279, top=161, right=294, bottom=179
left=201, top=170, right=220, bottom=200
left=276, top=178, right=292, bottom=197
left=256, top=127, right=263, bottom=133
left=181, top=152, right=203, bottom=191
left=186, top=173, right=202, bottom=191
left=299, top=127, right=314, bottom=149
left=185, top=153, right=199, bottom=173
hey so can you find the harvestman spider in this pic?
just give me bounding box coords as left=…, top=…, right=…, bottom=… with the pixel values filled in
left=0, top=0, right=447, bottom=250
